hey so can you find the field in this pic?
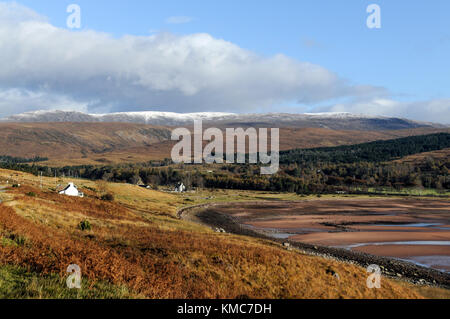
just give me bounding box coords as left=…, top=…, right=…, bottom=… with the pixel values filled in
left=1, top=168, right=450, bottom=298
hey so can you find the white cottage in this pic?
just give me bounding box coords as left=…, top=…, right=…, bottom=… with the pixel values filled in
left=59, top=182, right=84, bottom=197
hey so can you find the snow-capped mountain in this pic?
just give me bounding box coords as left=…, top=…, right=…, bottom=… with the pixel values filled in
left=1, top=110, right=237, bottom=126
left=0, top=110, right=446, bottom=130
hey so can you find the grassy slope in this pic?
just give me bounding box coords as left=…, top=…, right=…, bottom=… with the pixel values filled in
left=0, top=264, right=139, bottom=299
left=0, top=168, right=447, bottom=299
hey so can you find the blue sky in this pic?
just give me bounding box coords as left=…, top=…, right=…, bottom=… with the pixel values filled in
left=1, top=1, right=449, bottom=122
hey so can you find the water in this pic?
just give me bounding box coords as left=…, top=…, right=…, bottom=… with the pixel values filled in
left=339, top=241, right=450, bottom=273
left=240, top=216, right=450, bottom=273
left=242, top=224, right=296, bottom=239
left=374, top=223, right=439, bottom=227
left=269, top=232, right=294, bottom=239
left=400, top=256, right=450, bottom=273
left=372, top=222, right=450, bottom=230
left=342, top=241, right=450, bottom=249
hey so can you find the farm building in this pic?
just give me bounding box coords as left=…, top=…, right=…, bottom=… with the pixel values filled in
left=174, top=182, right=186, bottom=193
left=59, top=182, right=84, bottom=198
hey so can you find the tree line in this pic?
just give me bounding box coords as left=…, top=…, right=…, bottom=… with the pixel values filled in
left=0, top=133, right=448, bottom=193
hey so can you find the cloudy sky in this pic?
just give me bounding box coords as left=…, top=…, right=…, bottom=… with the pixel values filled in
left=0, top=1, right=449, bottom=123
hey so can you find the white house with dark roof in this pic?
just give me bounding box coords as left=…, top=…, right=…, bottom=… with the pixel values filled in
left=59, top=182, right=84, bottom=197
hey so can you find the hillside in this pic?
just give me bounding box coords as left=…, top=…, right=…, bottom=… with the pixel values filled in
left=280, top=132, right=450, bottom=165
left=394, top=148, right=450, bottom=165
left=2, top=110, right=447, bottom=130
left=0, top=122, right=447, bottom=167
left=1, top=168, right=448, bottom=298
left=0, top=123, right=173, bottom=165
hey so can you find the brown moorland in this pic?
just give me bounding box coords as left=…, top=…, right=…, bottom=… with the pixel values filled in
left=394, top=148, right=450, bottom=165
left=0, top=122, right=448, bottom=166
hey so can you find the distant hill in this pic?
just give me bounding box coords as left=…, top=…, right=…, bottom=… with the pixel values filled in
left=0, top=122, right=173, bottom=165
left=1, top=110, right=447, bottom=131
left=0, top=121, right=447, bottom=167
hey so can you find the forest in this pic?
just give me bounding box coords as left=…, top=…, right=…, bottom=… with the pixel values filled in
left=279, top=132, right=450, bottom=165
left=0, top=133, right=448, bottom=194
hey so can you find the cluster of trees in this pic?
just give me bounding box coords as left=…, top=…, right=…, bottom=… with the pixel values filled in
left=280, top=133, right=450, bottom=165
left=201, top=133, right=449, bottom=193
left=203, top=159, right=449, bottom=193
left=0, top=155, right=48, bottom=164
left=0, top=133, right=448, bottom=194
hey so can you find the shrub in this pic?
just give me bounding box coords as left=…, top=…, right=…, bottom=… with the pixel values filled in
left=26, top=192, right=36, bottom=197
left=13, top=235, right=26, bottom=246
left=78, top=220, right=92, bottom=231
left=101, top=193, right=114, bottom=201
left=7, top=233, right=27, bottom=246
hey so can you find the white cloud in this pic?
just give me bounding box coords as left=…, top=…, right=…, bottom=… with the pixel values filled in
left=322, top=98, right=450, bottom=124
left=0, top=2, right=46, bottom=23
left=0, top=88, right=89, bottom=118
left=0, top=2, right=446, bottom=124
left=165, top=16, right=193, bottom=24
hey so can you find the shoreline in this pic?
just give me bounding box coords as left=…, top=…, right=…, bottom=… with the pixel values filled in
left=178, top=202, right=450, bottom=289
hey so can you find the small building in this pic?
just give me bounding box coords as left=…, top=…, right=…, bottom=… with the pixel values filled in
left=59, top=182, right=84, bottom=197
left=174, top=182, right=186, bottom=193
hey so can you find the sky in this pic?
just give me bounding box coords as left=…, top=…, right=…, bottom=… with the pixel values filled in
left=0, top=0, right=449, bottom=123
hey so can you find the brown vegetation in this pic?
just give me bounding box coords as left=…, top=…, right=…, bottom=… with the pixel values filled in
left=0, top=170, right=444, bottom=298
left=0, top=122, right=447, bottom=166
left=394, top=148, right=450, bottom=165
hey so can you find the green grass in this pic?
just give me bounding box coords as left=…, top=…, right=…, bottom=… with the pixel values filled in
left=364, top=187, right=449, bottom=196
left=0, top=264, right=141, bottom=299
left=1, top=232, right=28, bottom=247
left=1, top=237, right=17, bottom=247
left=178, top=189, right=386, bottom=208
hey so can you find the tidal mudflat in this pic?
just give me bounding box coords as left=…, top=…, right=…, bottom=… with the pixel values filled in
left=213, top=198, right=450, bottom=272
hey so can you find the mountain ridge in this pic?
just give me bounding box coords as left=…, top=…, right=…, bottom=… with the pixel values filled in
left=1, top=110, right=447, bottom=130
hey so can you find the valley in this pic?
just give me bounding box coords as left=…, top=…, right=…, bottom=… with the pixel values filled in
left=0, top=116, right=448, bottom=299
